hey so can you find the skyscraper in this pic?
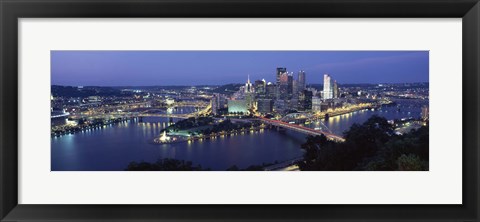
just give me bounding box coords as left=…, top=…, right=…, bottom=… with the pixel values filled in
left=266, top=82, right=276, bottom=99
left=276, top=67, right=287, bottom=85
left=277, top=72, right=289, bottom=99
left=244, top=75, right=255, bottom=110
left=254, top=79, right=266, bottom=95
left=302, top=90, right=313, bottom=111
left=293, top=79, right=298, bottom=96
left=287, top=72, right=294, bottom=96
left=323, top=74, right=334, bottom=99
left=333, top=80, right=339, bottom=98
left=298, top=70, right=306, bottom=92
left=298, top=90, right=309, bottom=111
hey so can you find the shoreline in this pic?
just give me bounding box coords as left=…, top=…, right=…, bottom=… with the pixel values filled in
left=51, top=117, right=135, bottom=138
left=152, top=125, right=268, bottom=144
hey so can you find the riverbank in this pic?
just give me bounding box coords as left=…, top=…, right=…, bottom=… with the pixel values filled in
left=51, top=117, right=135, bottom=137
left=316, top=103, right=379, bottom=120
left=153, top=125, right=268, bottom=144
left=52, top=111, right=306, bottom=171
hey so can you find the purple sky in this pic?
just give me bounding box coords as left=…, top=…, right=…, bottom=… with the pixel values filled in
left=51, top=51, right=428, bottom=86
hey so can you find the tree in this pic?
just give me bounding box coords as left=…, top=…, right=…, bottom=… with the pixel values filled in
left=397, top=154, right=426, bottom=171
left=298, top=134, right=331, bottom=170
left=126, top=158, right=205, bottom=171
left=374, top=126, right=429, bottom=170
left=298, top=115, right=429, bottom=171
left=343, top=115, right=394, bottom=157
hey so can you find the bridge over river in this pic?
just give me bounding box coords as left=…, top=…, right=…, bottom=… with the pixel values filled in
left=258, top=117, right=345, bottom=142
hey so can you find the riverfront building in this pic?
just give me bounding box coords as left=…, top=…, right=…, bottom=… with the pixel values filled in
left=228, top=99, right=248, bottom=114
left=312, top=96, right=322, bottom=112
left=333, top=80, right=339, bottom=98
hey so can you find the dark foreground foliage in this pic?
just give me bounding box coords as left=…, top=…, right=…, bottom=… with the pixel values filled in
left=126, top=158, right=206, bottom=171
left=126, top=158, right=271, bottom=171
left=298, top=115, right=429, bottom=171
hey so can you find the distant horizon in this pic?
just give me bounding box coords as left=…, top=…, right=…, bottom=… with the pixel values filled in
left=52, top=81, right=429, bottom=88
left=51, top=51, right=429, bottom=86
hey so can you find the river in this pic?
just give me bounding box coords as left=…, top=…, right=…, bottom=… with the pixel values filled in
left=307, top=98, right=428, bottom=135
left=51, top=99, right=427, bottom=171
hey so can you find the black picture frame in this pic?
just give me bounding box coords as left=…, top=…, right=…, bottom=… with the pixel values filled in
left=1, top=0, right=479, bottom=221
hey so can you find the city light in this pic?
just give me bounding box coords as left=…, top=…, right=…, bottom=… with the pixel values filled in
left=51, top=51, right=429, bottom=171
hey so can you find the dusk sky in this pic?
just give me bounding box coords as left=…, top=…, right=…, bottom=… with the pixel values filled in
left=51, top=51, right=429, bottom=86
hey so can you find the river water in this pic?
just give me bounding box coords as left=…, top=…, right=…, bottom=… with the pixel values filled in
left=51, top=99, right=427, bottom=171
left=307, top=98, right=428, bottom=135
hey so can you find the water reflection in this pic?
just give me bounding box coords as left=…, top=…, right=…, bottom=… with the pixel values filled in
left=52, top=107, right=306, bottom=171
left=306, top=99, right=427, bottom=135
left=52, top=101, right=426, bottom=171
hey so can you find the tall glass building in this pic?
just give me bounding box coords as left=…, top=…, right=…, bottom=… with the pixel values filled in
left=323, top=74, right=333, bottom=99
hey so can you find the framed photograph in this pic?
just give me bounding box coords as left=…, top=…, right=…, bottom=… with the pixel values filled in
left=1, top=0, right=479, bottom=221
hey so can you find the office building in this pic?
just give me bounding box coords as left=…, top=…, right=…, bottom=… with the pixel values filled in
left=299, top=90, right=313, bottom=111
left=292, top=79, right=298, bottom=96
left=323, top=74, right=334, bottom=100
left=254, top=79, right=266, bottom=95
left=312, top=96, right=322, bottom=112
left=211, top=94, right=219, bottom=115
left=298, top=70, right=306, bottom=92
left=277, top=72, right=289, bottom=99
left=228, top=99, right=248, bottom=114
left=287, top=73, right=294, bottom=96
left=266, top=82, right=276, bottom=99
left=276, top=67, right=287, bottom=85
left=333, top=80, right=339, bottom=98
left=257, top=99, right=273, bottom=114
left=274, top=99, right=287, bottom=113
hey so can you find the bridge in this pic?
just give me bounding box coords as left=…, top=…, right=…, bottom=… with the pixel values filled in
left=281, top=112, right=333, bottom=134
left=51, top=112, right=70, bottom=118
left=259, top=117, right=345, bottom=142
left=137, top=104, right=212, bottom=118
left=137, top=113, right=192, bottom=119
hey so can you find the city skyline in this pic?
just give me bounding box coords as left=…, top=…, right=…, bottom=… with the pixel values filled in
left=51, top=50, right=429, bottom=171
left=51, top=51, right=429, bottom=86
